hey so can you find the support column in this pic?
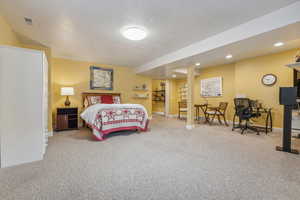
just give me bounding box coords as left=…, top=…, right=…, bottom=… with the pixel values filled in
left=186, top=66, right=195, bottom=129
left=165, top=80, right=170, bottom=117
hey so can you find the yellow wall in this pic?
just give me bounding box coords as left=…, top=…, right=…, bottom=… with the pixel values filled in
left=0, top=14, right=152, bottom=130
left=1, top=13, right=297, bottom=128
left=168, top=49, right=296, bottom=127
left=52, top=58, right=152, bottom=126
left=0, top=14, right=54, bottom=130
left=194, top=63, right=236, bottom=121
left=170, top=49, right=297, bottom=127
left=168, top=80, right=178, bottom=115
left=0, top=14, right=20, bottom=46
left=235, top=50, right=294, bottom=127
left=169, top=79, right=187, bottom=115
left=152, top=80, right=166, bottom=113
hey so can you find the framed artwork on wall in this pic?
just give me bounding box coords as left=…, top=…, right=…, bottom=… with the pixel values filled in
left=200, top=77, right=223, bottom=97
left=90, top=66, right=113, bottom=90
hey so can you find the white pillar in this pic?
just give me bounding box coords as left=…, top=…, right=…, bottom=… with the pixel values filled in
left=165, top=80, right=170, bottom=117
left=186, top=66, right=195, bottom=129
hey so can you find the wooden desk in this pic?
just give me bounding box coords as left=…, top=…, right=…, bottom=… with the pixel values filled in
left=194, top=104, right=209, bottom=123
left=232, top=107, right=272, bottom=134
left=256, top=108, right=273, bottom=134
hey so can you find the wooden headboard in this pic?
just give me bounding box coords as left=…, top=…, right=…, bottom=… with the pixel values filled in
left=82, top=92, right=121, bottom=108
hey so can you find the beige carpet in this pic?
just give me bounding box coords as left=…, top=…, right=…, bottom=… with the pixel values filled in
left=1, top=116, right=300, bottom=200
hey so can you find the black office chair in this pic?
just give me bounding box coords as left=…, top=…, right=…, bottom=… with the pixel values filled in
left=232, top=98, right=260, bottom=135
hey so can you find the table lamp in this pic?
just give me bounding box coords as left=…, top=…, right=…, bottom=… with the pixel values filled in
left=61, top=87, right=74, bottom=107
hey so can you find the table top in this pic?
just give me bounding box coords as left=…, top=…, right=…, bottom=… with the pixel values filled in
left=256, top=107, right=272, bottom=113
left=207, top=106, right=219, bottom=110
left=194, top=104, right=208, bottom=107
left=57, top=107, right=78, bottom=110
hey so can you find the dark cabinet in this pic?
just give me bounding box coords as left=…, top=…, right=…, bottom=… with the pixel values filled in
left=56, top=107, right=78, bottom=131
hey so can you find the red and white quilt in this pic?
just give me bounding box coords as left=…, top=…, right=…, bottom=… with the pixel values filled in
left=81, top=104, right=149, bottom=141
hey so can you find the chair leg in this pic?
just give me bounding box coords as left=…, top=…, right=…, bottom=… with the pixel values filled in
left=241, top=127, right=246, bottom=134
left=241, top=121, right=248, bottom=134
left=206, top=114, right=210, bottom=123
left=205, top=113, right=210, bottom=123
left=217, top=115, right=223, bottom=125
left=223, top=114, right=229, bottom=126
left=232, top=114, right=236, bottom=131
left=210, top=113, right=216, bottom=125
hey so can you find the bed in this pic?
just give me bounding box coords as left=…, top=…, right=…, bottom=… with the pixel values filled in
left=80, top=92, right=149, bottom=141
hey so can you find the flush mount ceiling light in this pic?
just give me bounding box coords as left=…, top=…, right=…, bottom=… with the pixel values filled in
left=121, top=26, right=147, bottom=41
left=226, top=54, right=233, bottom=59
left=274, top=42, right=284, bottom=47
left=195, top=62, right=201, bottom=66
left=172, top=74, right=177, bottom=78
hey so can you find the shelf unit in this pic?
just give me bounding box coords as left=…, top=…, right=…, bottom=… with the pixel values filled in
left=133, top=85, right=149, bottom=100
left=287, top=62, right=300, bottom=71
left=133, top=88, right=148, bottom=92
left=178, top=83, right=187, bottom=101
left=152, top=90, right=165, bottom=102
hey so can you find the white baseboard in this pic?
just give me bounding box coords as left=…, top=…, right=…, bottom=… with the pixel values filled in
left=166, top=114, right=179, bottom=118
left=186, top=124, right=195, bottom=130
left=47, top=131, right=53, bottom=137
left=153, top=112, right=165, bottom=116
left=178, top=115, right=187, bottom=119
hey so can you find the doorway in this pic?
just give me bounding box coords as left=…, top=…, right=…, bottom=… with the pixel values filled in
left=152, top=80, right=166, bottom=116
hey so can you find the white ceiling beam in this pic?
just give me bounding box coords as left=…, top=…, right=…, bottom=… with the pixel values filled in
left=136, top=1, right=300, bottom=73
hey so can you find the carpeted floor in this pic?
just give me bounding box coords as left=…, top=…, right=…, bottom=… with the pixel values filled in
left=1, top=116, right=300, bottom=200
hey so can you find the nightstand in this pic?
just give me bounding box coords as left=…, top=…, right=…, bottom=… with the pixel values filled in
left=56, top=107, right=78, bottom=131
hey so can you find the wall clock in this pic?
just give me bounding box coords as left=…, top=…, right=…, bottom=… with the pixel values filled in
left=261, top=74, right=277, bottom=86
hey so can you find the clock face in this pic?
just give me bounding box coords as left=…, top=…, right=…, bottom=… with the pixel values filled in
left=262, top=74, right=277, bottom=86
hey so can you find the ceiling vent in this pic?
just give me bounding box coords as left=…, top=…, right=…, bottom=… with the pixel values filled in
left=24, top=17, right=32, bottom=25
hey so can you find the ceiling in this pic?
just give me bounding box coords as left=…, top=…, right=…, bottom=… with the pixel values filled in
left=0, top=0, right=298, bottom=69
left=142, top=22, right=300, bottom=79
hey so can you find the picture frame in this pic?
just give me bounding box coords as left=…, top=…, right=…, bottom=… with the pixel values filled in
left=90, top=66, right=113, bottom=90
left=200, top=77, right=223, bottom=97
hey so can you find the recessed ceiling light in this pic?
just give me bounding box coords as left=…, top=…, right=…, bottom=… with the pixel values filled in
left=195, top=62, right=201, bottom=66
left=172, top=74, right=177, bottom=78
left=226, top=54, right=233, bottom=59
left=274, top=42, right=284, bottom=47
left=121, top=26, right=147, bottom=41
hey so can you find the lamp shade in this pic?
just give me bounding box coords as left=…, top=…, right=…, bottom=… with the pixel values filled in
left=61, top=87, right=74, bottom=96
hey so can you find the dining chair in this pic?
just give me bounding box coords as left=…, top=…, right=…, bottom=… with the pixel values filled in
left=178, top=101, right=187, bottom=120
left=206, top=102, right=229, bottom=126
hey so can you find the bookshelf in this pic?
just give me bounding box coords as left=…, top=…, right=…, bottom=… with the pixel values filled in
left=152, top=90, right=165, bottom=102
left=178, top=83, right=187, bottom=101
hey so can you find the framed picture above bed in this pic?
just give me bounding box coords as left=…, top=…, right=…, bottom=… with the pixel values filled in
left=90, top=66, right=113, bottom=90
